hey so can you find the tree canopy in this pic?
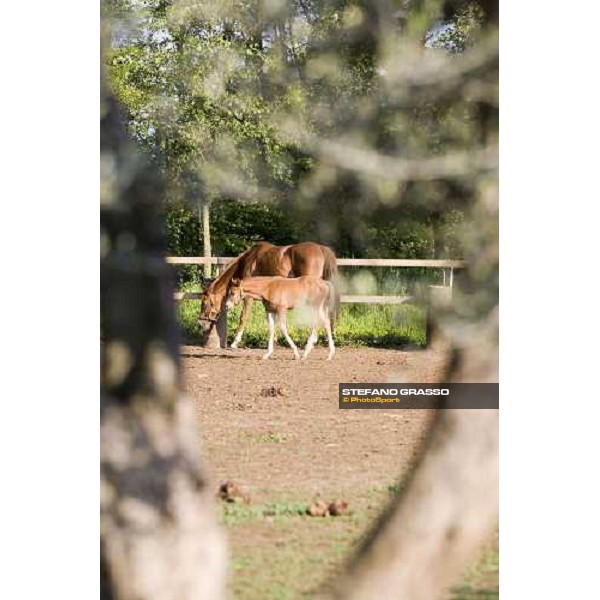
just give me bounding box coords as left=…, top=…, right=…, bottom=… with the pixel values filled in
left=104, top=0, right=497, bottom=259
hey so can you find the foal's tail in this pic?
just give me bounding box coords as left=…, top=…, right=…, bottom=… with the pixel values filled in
left=321, top=246, right=340, bottom=328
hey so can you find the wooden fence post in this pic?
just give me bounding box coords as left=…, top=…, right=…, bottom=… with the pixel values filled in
left=425, top=284, right=453, bottom=347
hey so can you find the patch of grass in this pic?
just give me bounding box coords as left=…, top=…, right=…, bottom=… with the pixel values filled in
left=449, top=589, right=499, bottom=600
left=368, top=481, right=405, bottom=497
left=223, top=492, right=497, bottom=600
left=252, top=432, right=288, bottom=443
left=222, top=501, right=310, bottom=526
left=177, top=282, right=426, bottom=347
left=228, top=518, right=360, bottom=600
left=450, top=547, right=499, bottom=600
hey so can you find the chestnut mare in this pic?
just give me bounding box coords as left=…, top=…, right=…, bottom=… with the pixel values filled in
left=198, top=241, right=338, bottom=348
left=225, top=276, right=336, bottom=360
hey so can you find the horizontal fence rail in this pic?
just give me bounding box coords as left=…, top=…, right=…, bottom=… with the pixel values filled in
left=167, top=257, right=465, bottom=268
left=174, top=292, right=413, bottom=304
left=168, top=256, right=465, bottom=305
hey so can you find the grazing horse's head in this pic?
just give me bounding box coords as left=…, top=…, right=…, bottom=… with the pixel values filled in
left=198, top=278, right=222, bottom=332
left=225, top=278, right=244, bottom=310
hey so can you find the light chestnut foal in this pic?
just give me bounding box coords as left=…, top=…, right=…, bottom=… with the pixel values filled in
left=225, top=276, right=336, bottom=361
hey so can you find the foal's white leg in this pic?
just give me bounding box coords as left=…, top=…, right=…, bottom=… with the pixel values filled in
left=230, top=327, right=243, bottom=349
left=302, top=326, right=318, bottom=360
left=322, top=308, right=335, bottom=360
left=263, top=311, right=276, bottom=360
left=279, top=311, right=300, bottom=359
left=231, top=298, right=253, bottom=349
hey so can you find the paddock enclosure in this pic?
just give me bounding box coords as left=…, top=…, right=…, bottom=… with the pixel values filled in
left=170, top=255, right=464, bottom=349
left=178, top=301, right=498, bottom=599
left=173, top=257, right=496, bottom=600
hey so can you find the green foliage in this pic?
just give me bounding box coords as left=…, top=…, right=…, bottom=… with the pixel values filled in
left=105, top=0, right=478, bottom=264
left=165, top=203, right=201, bottom=257
left=165, top=199, right=304, bottom=282
left=366, top=222, right=432, bottom=259
left=439, top=209, right=467, bottom=257
left=429, top=4, right=485, bottom=53
left=105, top=0, right=304, bottom=202
left=165, top=198, right=464, bottom=271
left=211, top=200, right=302, bottom=255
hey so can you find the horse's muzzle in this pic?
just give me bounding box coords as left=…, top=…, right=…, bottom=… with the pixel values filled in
left=198, top=318, right=213, bottom=333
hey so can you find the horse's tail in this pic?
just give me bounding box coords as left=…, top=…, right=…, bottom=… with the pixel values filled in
left=321, top=246, right=340, bottom=327
left=321, top=246, right=338, bottom=283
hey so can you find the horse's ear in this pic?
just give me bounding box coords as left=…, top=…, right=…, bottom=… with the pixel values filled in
left=200, top=276, right=214, bottom=288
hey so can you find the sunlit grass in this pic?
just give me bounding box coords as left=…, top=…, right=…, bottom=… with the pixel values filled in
left=221, top=501, right=310, bottom=526
left=220, top=490, right=497, bottom=600
left=176, top=282, right=426, bottom=348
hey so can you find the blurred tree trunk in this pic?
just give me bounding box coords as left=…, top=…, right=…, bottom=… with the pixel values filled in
left=101, top=90, right=227, bottom=600
left=323, top=1, right=500, bottom=594
left=327, top=332, right=499, bottom=600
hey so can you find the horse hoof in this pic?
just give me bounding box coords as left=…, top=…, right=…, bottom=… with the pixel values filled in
left=262, top=355, right=271, bottom=360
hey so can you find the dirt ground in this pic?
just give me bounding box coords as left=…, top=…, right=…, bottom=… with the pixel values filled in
left=182, top=343, right=498, bottom=599
left=183, top=344, right=449, bottom=498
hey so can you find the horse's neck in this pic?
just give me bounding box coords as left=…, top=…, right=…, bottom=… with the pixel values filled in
left=211, top=258, right=241, bottom=294
left=243, top=278, right=274, bottom=299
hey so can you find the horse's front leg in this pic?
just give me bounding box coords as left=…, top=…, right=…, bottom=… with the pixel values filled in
left=262, top=311, right=276, bottom=360
left=278, top=309, right=300, bottom=359
left=231, top=297, right=253, bottom=349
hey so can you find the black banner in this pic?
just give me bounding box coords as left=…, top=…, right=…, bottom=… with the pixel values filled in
left=338, top=383, right=499, bottom=409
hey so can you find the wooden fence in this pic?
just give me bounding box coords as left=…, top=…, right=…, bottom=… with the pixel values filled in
left=167, top=257, right=465, bottom=305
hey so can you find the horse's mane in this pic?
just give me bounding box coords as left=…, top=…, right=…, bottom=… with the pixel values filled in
left=209, top=258, right=240, bottom=294
left=210, top=243, right=271, bottom=294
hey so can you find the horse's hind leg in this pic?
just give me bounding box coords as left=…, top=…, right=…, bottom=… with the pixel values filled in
left=231, top=297, right=253, bottom=349
left=263, top=311, right=276, bottom=360
left=302, top=326, right=318, bottom=360
left=278, top=310, right=300, bottom=359
left=325, top=320, right=335, bottom=360
left=320, top=306, right=335, bottom=360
